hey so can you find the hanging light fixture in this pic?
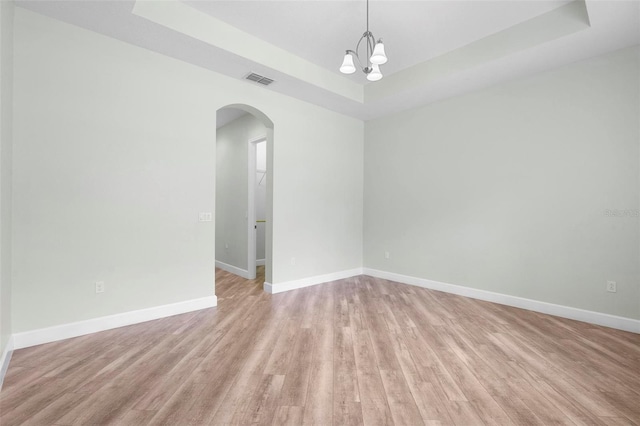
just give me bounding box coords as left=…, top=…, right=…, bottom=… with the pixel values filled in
left=339, top=0, right=388, bottom=82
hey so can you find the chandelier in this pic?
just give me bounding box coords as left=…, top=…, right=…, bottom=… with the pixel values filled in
left=339, top=0, right=388, bottom=81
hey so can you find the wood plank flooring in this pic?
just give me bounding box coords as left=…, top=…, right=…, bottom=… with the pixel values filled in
left=1, top=268, right=639, bottom=425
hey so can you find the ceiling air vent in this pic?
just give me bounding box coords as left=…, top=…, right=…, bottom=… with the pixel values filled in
left=244, top=72, right=274, bottom=86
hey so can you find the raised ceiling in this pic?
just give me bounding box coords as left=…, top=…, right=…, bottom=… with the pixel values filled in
left=186, top=0, right=572, bottom=81
left=16, top=1, right=640, bottom=120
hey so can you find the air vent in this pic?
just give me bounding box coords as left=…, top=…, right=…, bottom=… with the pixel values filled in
left=244, top=72, right=274, bottom=86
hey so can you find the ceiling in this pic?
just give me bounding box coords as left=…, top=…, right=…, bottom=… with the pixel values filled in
left=186, top=0, right=572, bottom=81
left=16, top=1, right=640, bottom=121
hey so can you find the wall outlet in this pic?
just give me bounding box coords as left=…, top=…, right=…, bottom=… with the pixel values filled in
left=384, top=251, right=390, bottom=259
left=225, top=242, right=229, bottom=249
left=606, top=281, right=617, bottom=293
left=291, top=257, right=296, bottom=266
left=198, top=212, right=212, bottom=222
left=95, top=281, right=105, bottom=294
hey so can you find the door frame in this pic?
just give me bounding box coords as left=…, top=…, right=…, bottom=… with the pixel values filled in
left=247, top=136, right=267, bottom=280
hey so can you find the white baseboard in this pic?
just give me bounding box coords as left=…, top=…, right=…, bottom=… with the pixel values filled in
left=264, top=268, right=363, bottom=294
left=363, top=268, right=640, bottom=334
left=215, top=260, right=250, bottom=279
left=256, top=259, right=266, bottom=266
left=12, top=295, right=217, bottom=350
left=0, top=335, right=14, bottom=391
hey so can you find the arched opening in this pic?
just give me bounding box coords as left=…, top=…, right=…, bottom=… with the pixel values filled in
left=215, top=104, right=274, bottom=292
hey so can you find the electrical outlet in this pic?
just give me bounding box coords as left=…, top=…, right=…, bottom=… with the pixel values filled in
left=384, top=251, right=390, bottom=259
left=291, top=257, right=296, bottom=266
left=199, top=212, right=212, bottom=222
left=606, top=281, right=617, bottom=293
left=95, top=281, right=105, bottom=294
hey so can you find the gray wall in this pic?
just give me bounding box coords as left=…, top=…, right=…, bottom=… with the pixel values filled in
left=215, top=113, right=266, bottom=272
left=364, top=46, right=640, bottom=320
left=0, top=0, right=14, bottom=358
left=12, top=8, right=363, bottom=333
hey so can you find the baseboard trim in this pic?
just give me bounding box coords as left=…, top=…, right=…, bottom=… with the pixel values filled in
left=363, top=268, right=639, bottom=334
left=256, top=259, right=266, bottom=266
left=264, top=268, right=363, bottom=294
left=0, top=336, right=14, bottom=391
left=12, top=295, right=218, bottom=350
left=215, top=260, right=250, bottom=279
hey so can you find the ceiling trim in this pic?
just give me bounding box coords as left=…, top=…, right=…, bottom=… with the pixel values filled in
left=365, top=0, right=591, bottom=103
left=131, top=0, right=364, bottom=103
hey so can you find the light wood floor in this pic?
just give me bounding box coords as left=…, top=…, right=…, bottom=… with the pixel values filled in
left=2, top=268, right=639, bottom=425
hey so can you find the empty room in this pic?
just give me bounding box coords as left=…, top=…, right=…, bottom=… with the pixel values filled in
left=0, top=0, right=639, bottom=424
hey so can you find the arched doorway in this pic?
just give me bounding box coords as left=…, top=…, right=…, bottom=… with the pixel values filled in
left=215, top=104, right=274, bottom=289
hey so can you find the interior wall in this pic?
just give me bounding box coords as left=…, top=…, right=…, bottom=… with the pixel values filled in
left=364, top=46, right=640, bottom=320
left=256, top=141, right=267, bottom=263
left=215, top=113, right=266, bottom=273
left=12, top=8, right=364, bottom=333
left=0, top=0, right=14, bottom=358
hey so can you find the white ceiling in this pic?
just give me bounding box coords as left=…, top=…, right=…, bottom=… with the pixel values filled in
left=15, top=1, right=640, bottom=120
left=186, top=0, right=572, bottom=80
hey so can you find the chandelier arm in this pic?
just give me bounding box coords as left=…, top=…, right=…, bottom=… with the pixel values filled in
left=354, top=35, right=370, bottom=72
left=354, top=35, right=364, bottom=59
left=366, top=33, right=375, bottom=60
